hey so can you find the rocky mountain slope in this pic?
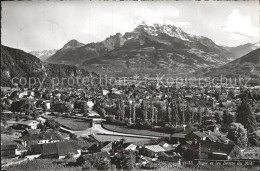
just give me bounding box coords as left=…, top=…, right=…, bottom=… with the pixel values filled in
left=197, top=48, right=260, bottom=79
left=1, top=45, right=92, bottom=88
left=46, top=23, right=238, bottom=76
left=46, top=39, right=85, bottom=65
left=30, top=49, right=57, bottom=61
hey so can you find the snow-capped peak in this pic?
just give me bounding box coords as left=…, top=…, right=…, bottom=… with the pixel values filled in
left=135, top=23, right=190, bottom=41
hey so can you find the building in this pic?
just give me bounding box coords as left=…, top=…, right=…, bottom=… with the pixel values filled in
left=21, top=130, right=66, bottom=147
left=184, top=141, right=240, bottom=160
left=1, top=144, right=27, bottom=158
left=139, top=145, right=166, bottom=158
left=27, top=141, right=81, bottom=159
left=170, top=129, right=195, bottom=144
left=16, top=120, right=40, bottom=130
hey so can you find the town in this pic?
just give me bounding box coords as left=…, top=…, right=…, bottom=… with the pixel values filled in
left=1, top=77, right=260, bottom=171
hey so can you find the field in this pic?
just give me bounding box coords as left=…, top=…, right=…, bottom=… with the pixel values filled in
left=46, top=116, right=91, bottom=131
left=102, top=123, right=171, bottom=137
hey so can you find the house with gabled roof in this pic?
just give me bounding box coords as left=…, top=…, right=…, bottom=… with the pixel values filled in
left=21, top=130, right=66, bottom=147
left=26, top=141, right=81, bottom=159
left=1, top=143, right=27, bottom=158
left=184, top=140, right=240, bottom=160
left=16, top=120, right=40, bottom=130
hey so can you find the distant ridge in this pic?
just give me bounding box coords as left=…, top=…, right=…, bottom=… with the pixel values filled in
left=196, top=48, right=260, bottom=79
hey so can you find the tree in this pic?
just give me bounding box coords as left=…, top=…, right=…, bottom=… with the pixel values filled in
left=6, top=126, right=13, bottom=135
left=248, top=131, right=260, bottom=147
left=31, top=110, right=40, bottom=120
left=85, top=155, right=111, bottom=170
left=236, top=92, right=257, bottom=132
left=10, top=100, right=24, bottom=114
left=65, top=102, right=73, bottom=114
left=45, top=118, right=60, bottom=130
left=227, top=123, right=248, bottom=148
left=52, top=103, right=66, bottom=114
left=2, top=120, right=8, bottom=127
left=113, top=150, right=136, bottom=170
left=120, top=98, right=125, bottom=121
left=99, top=107, right=106, bottom=118
left=223, top=110, right=234, bottom=125
left=171, top=101, right=178, bottom=126
left=122, top=150, right=136, bottom=170
left=197, top=106, right=202, bottom=125
left=82, top=101, right=89, bottom=117
left=228, top=90, right=235, bottom=99
left=151, top=101, right=155, bottom=125
left=166, top=99, right=171, bottom=124
left=214, top=112, right=222, bottom=124
left=186, top=122, right=193, bottom=129
left=22, top=99, right=36, bottom=115
left=15, top=115, right=21, bottom=122
left=132, top=101, right=136, bottom=123
left=37, top=123, right=47, bottom=131
left=70, top=133, right=78, bottom=140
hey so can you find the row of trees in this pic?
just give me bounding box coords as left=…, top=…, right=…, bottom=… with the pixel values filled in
left=106, top=96, right=210, bottom=128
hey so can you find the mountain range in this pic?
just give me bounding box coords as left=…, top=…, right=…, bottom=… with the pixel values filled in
left=2, top=44, right=259, bottom=90
left=46, top=23, right=258, bottom=76
left=3, top=23, right=259, bottom=81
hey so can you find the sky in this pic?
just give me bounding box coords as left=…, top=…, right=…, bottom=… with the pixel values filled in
left=1, top=1, right=259, bottom=52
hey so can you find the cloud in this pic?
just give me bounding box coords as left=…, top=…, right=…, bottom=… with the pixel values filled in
left=173, top=21, right=192, bottom=29
left=81, top=29, right=98, bottom=35
left=223, top=10, right=258, bottom=40
left=133, top=9, right=180, bottom=26
left=169, top=11, right=180, bottom=17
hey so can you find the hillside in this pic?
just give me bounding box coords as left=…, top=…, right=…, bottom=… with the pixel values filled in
left=1, top=45, right=92, bottom=88
left=225, top=41, right=260, bottom=58
left=46, top=23, right=238, bottom=76
left=197, top=48, right=260, bottom=79
left=46, top=39, right=86, bottom=65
